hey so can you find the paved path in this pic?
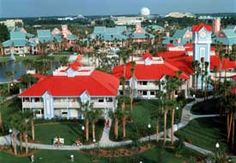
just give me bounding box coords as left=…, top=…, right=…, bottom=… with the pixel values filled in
left=0, top=96, right=220, bottom=155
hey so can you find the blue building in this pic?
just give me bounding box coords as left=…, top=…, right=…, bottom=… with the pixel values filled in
left=162, top=27, right=192, bottom=46
left=2, top=28, right=37, bottom=55
left=192, top=23, right=212, bottom=89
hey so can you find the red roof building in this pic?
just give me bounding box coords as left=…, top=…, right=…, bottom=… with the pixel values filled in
left=19, top=64, right=119, bottom=119
left=112, top=53, right=189, bottom=99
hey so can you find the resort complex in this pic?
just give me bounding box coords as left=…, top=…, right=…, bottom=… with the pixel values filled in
left=0, top=2, right=236, bottom=162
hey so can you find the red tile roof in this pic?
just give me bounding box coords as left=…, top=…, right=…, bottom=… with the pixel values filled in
left=192, top=23, right=212, bottom=32
left=210, top=55, right=236, bottom=70
left=231, top=75, right=236, bottom=80
left=158, top=50, right=235, bottom=75
left=112, top=61, right=189, bottom=81
left=230, top=87, right=236, bottom=94
left=19, top=70, right=119, bottom=97
left=143, top=52, right=153, bottom=60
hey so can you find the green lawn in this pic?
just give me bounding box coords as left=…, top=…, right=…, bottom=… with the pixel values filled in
left=110, top=99, right=183, bottom=141
left=175, top=117, right=228, bottom=152
left=35, top=120, right=104, bottom=145
left=0, top=146, right=201, bottom=163
left=191, top=97, right=221, bottom=115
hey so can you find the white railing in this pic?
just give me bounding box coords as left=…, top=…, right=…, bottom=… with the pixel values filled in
left=22, top=102, right=43, bottom=108
left=53, top=102, right=80, bottom=108
left=136, top=84, right=157, bottom=90
left=93, top=102, right=114, bottom=108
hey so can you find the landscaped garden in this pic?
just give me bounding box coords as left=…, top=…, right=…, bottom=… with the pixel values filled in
left=35, top=120, right=104, bottom=145
left=0, top=98, right=104, bottom=144
left=109, top=99, right=183, bottom=141
left=0, top=144, right=203, bottom=163
left=175, top=117, right=228, bottom=152
left=191, top=97, right=221, bottom=115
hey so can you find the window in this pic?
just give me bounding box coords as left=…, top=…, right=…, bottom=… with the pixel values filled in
left=34, top=98, right=41, bottom=102
left=142, top=81, right=147, bottom=85
left=62, top=112, right=67, bottom=115
left=150, top=91, right=155, bottom=95
left=143, top=91, right=147, bottom=95
left=200, top=47, right=205, bottom=59
left=106, top=98, right=113, bottom=102
left=120, top=91, right=123, bottom=95
left=98, top=99, right=104, bottom=103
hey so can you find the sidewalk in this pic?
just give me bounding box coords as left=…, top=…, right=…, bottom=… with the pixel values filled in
left=0, top=96, right=220, bottom=155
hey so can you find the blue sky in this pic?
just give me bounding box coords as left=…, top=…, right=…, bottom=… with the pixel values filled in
left=0, top=0, right=235, bottom=18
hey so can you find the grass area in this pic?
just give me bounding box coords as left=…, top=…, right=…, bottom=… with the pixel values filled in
left=191, top=97, right=221, bottom=115
left=175, top=117, right=228, bottom=152
left=0, top=146, right=202, bottom=163
left=35, top=120, right=104, bottom=145
left=110, top=99, right=183, bottom=141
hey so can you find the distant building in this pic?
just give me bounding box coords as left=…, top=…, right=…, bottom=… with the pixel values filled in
left=145, top=25, right=165, bottom=33
left=165, top=12, right=196, bottom=18
left=162, top=27, right=192, bottom=46
left=0, top=19, right=23, bottom=28
left=113, top=16, right=145, bottom=25
left=2, top=27, right=37, bottom=55
left=213, top=17, right=221, bottom=34
left=213, top=25, right=236, bottom=51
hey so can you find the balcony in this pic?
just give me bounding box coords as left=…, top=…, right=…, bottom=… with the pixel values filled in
left=137, top=83, right=157, bottom=90
left=22, top=102, right=43, bottom=108
left=53, top=101, right=80, bottom=108
left=93, top=102, right=114, bottom=108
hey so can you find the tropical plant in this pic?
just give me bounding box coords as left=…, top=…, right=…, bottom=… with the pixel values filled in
left=90, top=109, right=102, bottom=141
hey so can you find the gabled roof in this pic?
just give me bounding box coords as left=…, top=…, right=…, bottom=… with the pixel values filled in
left=172, top=27, right=191, bottom=39
left=112, top=60, right=189, bottom=81
left=37, top=30, right=53, bottom=43
left=192, top=23, right=212, bottom=32
left=19, top=70, right=119, bottom=97
left=67, top=34, right=78, bottom=41
left=91, top=26, right=128, bottom=41
left=10, top=31, right=26, bottom=40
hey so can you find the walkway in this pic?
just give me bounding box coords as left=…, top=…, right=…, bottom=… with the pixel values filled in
left=0, top=96, right=221, bottom=155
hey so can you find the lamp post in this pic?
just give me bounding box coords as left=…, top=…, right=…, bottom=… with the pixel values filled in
left=70, top=154, right=74, bottom=162
left=92, top=138, right=97, bottom=161
left=9, top=128, right=12, bottom=145
left=215, top=142, right=221, bottom=162
left=148, top=123, right=151, bottom=142
left=81, top=125, right=85, bottom=143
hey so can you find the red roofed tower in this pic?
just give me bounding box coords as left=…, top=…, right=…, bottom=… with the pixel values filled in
left=192, top=23, right=212, bottom=89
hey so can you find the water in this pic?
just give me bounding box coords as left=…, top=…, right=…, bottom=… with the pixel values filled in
left=0, top=60, right=64, bottom=83
left=0, top=61, right=26, bottom=83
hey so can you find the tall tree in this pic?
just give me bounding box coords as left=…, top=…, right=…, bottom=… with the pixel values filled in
left=90, top=109, right=102, bottom=141
left=0, top=23, right=10, bottom=43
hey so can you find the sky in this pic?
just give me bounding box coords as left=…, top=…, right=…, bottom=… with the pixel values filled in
left=0, top=0, right=235, bottom=18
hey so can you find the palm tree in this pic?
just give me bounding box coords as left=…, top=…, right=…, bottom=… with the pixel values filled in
left=90, top=109, right=102, bottom=141
left=164, top=75, right=182, bottom=145
left=192, top=60, right=201, bottom=91
left=121, top=109, right=130, bottom=138
left=225, top=93, right=236, bottom=149
left=21, top=74, right=37, bottom=88
left=109, top=109, right=122, bottom=139
left=4, top=70, right=16, bottom=93
left=130, top=61, right=136, bottom=111
left=79, top=101, right=93, bottom=141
